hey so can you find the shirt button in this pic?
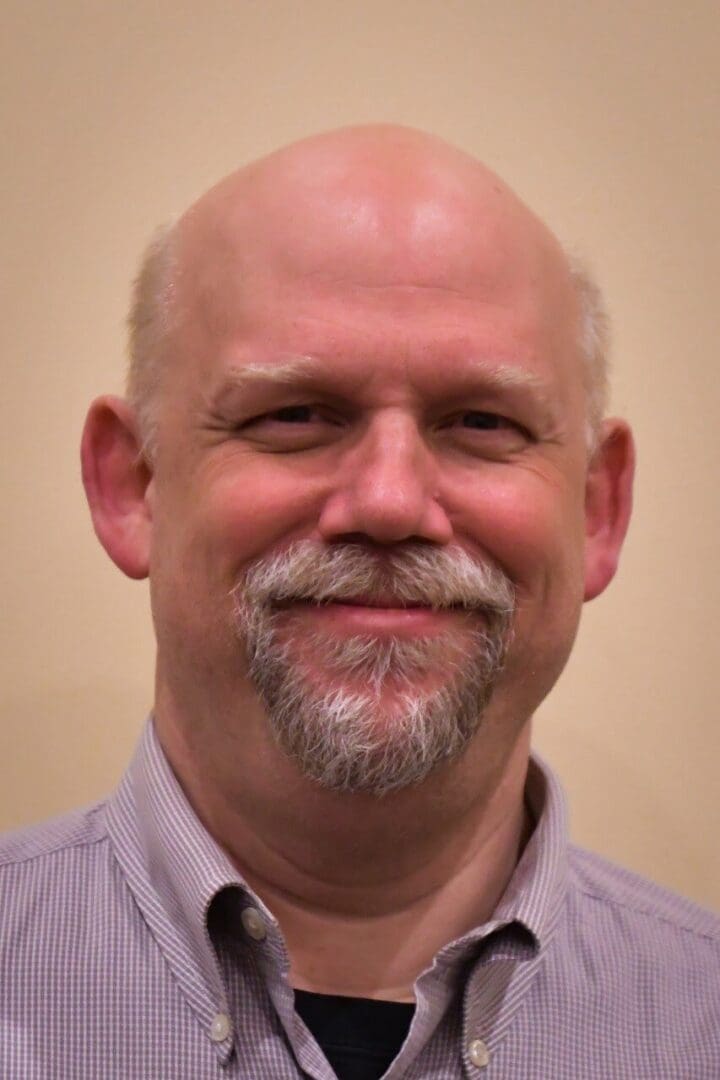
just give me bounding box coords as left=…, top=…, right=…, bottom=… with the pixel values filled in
left=210, top=1012, right=232, bottom=1042
left=468, top=1038, right=490, bottom=1068
left=241, top=906, right=267, bottom=941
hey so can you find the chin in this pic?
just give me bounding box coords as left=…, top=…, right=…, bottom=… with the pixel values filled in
left=302, top=662, right=453, bottom=704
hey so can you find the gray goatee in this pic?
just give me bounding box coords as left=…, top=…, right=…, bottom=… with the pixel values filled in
left=231, top=541, right=514, bottom=796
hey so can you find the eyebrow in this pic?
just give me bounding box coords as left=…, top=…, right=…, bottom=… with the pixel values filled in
left=209, top=353, right=561, bottom=428
left=216, top=356, right=325, bottom=391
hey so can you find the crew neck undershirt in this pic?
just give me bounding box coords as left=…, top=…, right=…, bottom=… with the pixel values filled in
left=294, top=989, right=415, bottom=1080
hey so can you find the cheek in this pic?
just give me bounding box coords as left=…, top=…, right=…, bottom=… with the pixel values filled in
left=455, top=471, right=588, bottom=705
left=190, top=463, right=325, bottom=571
left=455, top=471, right=587, bottom=596
left=148, top=467, right=317, bottom=651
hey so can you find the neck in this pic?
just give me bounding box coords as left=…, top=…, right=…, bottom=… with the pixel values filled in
left=249, top=771, right=532, bottom=1001
left=156, top=685, right=533, bottom=1000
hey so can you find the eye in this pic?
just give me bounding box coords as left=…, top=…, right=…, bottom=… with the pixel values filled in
left=234, top=401, right=344, bottom=452
left=438, top=409, right=533, bottom=456
left=267, top=405, right=318, bottom=424
left=241, top=403, right=330, bottom=430
left=447, top=410, right=525, bottom=435
left=460, top=411, right=508, bottom=431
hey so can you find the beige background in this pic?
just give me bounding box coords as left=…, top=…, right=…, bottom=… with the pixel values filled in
left=1, top=1, right=718, bottom=909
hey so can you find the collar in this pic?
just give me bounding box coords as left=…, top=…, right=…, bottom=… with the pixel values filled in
left=104, top=719, right=258, bottom=1064
left=491, top=750, right=569, bottom=944
left=457, top=753, right=570, bottom=1068
left=104, top=719, right=569, bottom=1061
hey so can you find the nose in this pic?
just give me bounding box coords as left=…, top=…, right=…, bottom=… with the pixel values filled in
left=317, top=411, right=453, bottom=546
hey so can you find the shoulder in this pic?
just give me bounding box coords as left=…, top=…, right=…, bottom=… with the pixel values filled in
left=0, top=802, right=134, bottom=968
left=0, top=802, right=108, bottom=870
left=567, top=843, right=720, bottom=947
left=564, top=843, right=720, bottom=1019
left=535, top=847, right=720, bottom=1073
left=0, top=803, right=115, bottom=918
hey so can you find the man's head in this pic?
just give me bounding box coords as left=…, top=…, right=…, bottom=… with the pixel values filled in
left=81, top=125, right=633, bottom=798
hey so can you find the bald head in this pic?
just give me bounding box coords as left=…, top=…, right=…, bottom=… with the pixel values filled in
left=181, top=125, right=558, bottom=284
left=127, top=125, right=608, bottom=454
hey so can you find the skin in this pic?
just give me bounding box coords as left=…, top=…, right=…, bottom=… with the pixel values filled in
left=81, top=125, right=634, bottom=1001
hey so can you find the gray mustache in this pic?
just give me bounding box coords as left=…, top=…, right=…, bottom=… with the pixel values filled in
left=237, top=541, right=515, bottom=617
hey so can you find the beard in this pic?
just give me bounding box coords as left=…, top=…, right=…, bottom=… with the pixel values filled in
left=231, top=541, right=515, bottom=796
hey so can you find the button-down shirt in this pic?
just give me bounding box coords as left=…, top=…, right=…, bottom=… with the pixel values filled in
left=1, top=719, right=718, bottom=1078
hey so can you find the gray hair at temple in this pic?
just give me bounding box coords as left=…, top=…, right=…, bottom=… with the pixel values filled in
left=125, top=221, right=611, bottom=462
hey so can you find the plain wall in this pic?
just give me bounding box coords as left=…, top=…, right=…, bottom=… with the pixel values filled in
left=1, top=0, right=718, bottom=909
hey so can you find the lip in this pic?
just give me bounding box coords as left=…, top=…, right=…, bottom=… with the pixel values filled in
left=276, top=599, right=473, bottom=636
left=317, top=596, right=431, bottom=608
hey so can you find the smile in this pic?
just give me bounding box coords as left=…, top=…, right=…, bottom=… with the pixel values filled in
left=273, top=598, right=478, bottom=637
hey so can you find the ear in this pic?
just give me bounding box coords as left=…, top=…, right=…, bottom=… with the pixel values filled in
left=80, top=396, right=153, bottom=580
left=583, top=418, right=635, bottom=601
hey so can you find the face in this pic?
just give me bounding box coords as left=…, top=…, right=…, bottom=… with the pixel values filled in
left=139, top=167, right=599, bottom=796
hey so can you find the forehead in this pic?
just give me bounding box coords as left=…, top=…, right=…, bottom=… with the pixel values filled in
left=169, top=159, right=582, bottom=400
left=185, top=164, right=563, bottom=294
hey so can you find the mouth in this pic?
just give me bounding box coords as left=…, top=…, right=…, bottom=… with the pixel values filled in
left=270, top=596, right=480, bottom=637
left=273, top=596, right=473, bottom=611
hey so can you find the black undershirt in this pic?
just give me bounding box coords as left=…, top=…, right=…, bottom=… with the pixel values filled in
left=294, top=989, right=415, bottom=1080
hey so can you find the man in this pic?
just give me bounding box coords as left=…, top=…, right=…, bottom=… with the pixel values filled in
left=1, top=125, right=718, bottom=1079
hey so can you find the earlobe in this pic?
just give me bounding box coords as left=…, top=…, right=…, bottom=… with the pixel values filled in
left=80, top=396, right=153, bottom=580
left=583, top=418, right=635, bottom=601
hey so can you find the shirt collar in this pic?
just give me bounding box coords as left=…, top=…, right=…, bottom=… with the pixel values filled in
left=419, top=748, right=568, bottom=987
left=105, top=717, right=255, bottom=1063
left=456, top=754, right=569, bottom=1066
left=491, top=750, right=569, bottom=945
left=105, top=718, right=569, bottom=1046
